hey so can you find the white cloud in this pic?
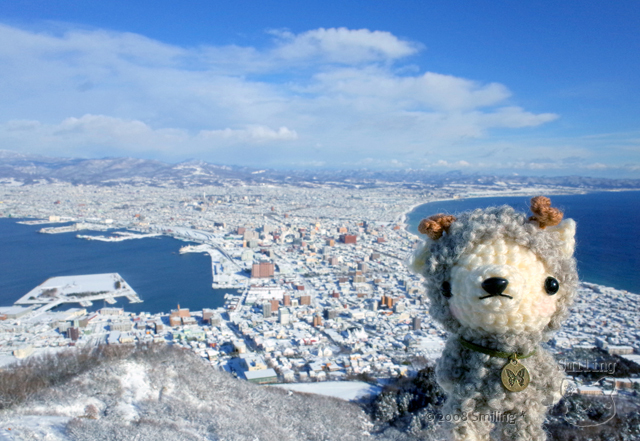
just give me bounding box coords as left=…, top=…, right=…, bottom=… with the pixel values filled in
left=0, top=23, right=594, bottom=170
left=1, top=116, right=185, bottom=157
left=0, top=116, right=296, bottom=160
left=4, top=119, right=42, bottom=131
left=307, top=68, right=512, bottom=111
left=582, top=163, right=608, bottom=169
left=402, top=158, right=640, bottom=176
left=269, top=27, right=420, bottom=64
left=475, top=106, right=558, bottom=128
left=198, top=126, right=298, bottom=141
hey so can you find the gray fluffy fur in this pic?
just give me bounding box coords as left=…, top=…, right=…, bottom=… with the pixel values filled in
left=412, top=205, right=578, bottom=441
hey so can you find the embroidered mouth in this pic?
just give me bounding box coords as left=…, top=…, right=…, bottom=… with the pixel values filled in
left=478, top=293, right=514, bottom=300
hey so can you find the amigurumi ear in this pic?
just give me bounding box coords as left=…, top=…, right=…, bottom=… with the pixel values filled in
left=418, top=214, right=457, bottom=240
left=410, top=238, right=433, bottom=274
left=546, top=219, right=576, bottom=257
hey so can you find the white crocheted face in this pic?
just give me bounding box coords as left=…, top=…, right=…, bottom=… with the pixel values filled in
left=448, top=237, right=562, bottom=335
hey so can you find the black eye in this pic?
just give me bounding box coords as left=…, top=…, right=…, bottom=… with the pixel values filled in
left=545, top=277, right=559, bottom=295
left=442, top=281, right=452, bottom=298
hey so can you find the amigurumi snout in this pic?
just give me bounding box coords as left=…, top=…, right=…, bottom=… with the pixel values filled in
left=412, top=196, right=578, bottom=441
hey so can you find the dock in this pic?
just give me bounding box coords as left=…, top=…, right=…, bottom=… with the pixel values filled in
left=180, top=244, right=246, bottom=289
left=77, top=231, right=162, bottom=242
left=17, top=219, right=72, bottom=226
left=39, top=223, right=112, bottom=234
left=14, top=273, right=142, bottom=313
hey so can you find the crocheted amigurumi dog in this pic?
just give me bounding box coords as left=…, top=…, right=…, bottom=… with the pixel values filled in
left=412, top=196, right=578, bottom=441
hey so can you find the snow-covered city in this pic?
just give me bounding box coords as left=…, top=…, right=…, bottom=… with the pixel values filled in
left=1, top=182, right=638, bottom=402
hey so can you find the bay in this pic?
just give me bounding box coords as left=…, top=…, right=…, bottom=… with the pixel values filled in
left=406, top=191, right=640, bottom=294
left=0, top=219, right=229, bottom=314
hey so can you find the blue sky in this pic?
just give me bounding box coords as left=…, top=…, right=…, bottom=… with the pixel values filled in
left=0, top=0, right=638, bottom=177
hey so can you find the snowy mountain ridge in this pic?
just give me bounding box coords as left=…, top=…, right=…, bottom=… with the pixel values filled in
left=0, top=344, right=380, bottom=441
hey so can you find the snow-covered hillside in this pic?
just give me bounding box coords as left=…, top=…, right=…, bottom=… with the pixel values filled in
left=2, top=343, right=630, bottom=440
left=0, top=345, right=378, bottom=441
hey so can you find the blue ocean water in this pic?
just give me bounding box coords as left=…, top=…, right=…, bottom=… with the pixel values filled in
left=406, top=191, right=640, bottom=294
left=0, top=220, right=229, bottom=314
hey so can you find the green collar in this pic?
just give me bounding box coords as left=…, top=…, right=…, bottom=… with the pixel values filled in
left=459, top=337, right=536, bottom=360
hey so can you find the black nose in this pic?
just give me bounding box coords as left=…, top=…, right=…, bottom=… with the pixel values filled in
left=481, top=277, right=509, bottom=296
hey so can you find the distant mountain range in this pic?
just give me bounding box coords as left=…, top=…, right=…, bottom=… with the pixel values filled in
left=1, top=149, right=639, bottom=189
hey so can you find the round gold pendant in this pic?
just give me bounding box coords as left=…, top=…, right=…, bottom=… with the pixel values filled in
left=501, top=359, right=530, bottom=392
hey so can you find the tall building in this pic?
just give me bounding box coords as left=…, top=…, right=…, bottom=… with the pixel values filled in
left=324, top=309, right=338, bottom=320
left=354, top=274, right=366, bottom=283
left=154, top=321, right=164, bottom=333
left=283, top=294, right=291, bottom=306
left=202, top=308, right=215, bottom=324
left=170, top=304, right=191, bottom=326
left=170, top=304, right=190, bottom=318
left=210, top=314, right=222, bottom=327
left=68, top=327, right=80, bottom=341
left=279, top=308, right=291, bottom=325
left=251, top=262, right=275, bottom=278
left=300, top=295, right=311, bottom=306
left=413, top=316, right=421, bottom=331
left=313, top=314, right=322, bottom=327
left=340, top=234, right=357, bottom=244
left=263, top=302, right=272, bottom=318
left=269, top=299, right=280, bottom=313
left=380, top=295, right=395, bottom=309
left=244, top=230, right=259, bottom=241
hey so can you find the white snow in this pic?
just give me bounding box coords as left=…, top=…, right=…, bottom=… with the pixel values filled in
left=112, top=362, right=155, bottom=422
left=21, top=273, right=127, bottom=299
left=0, top=416, right=71, bottom=441
left=14, top=273, right=139, bottom=309
left=271, top=381, right=381, bottom=401
left=119, top=361, right=153, bottom=402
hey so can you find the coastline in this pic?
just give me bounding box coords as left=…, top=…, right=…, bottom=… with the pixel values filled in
left=2, top=186, right=639, bottom=312
left=398, top=187, right=639, bottom=234
left=401, top=189, right=640, bottom=295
